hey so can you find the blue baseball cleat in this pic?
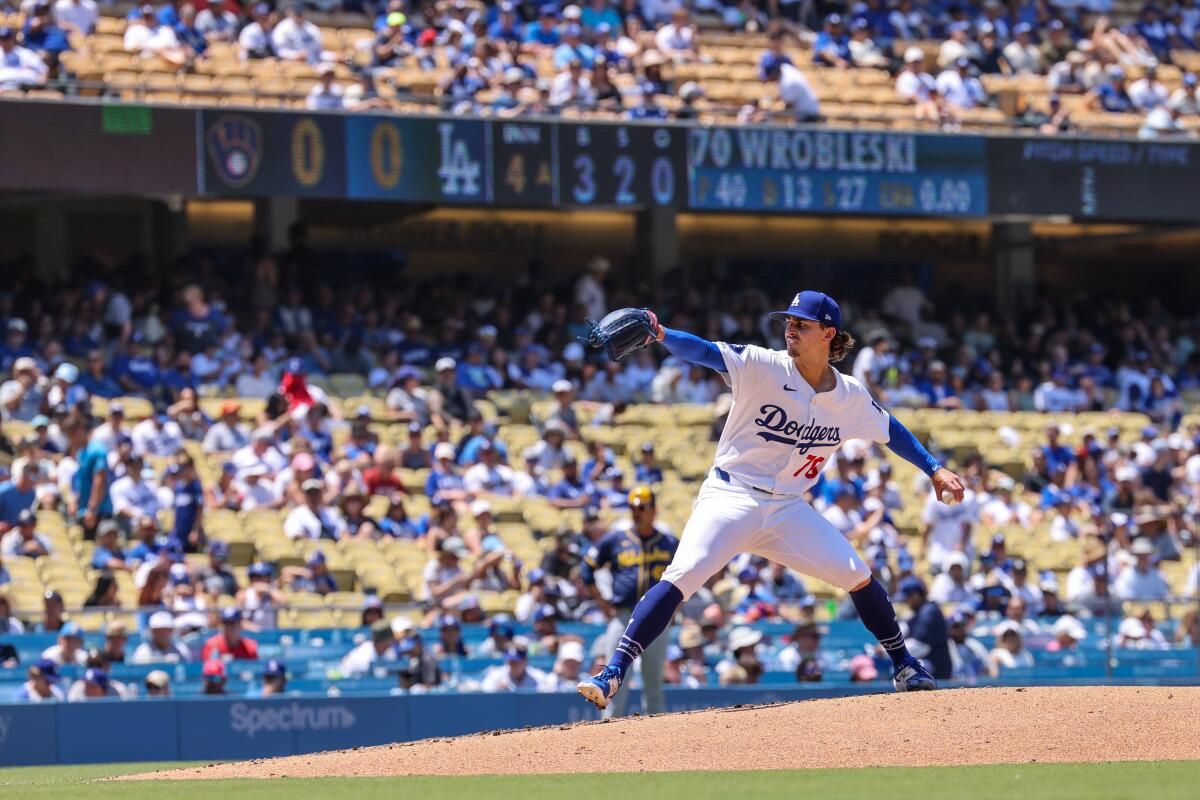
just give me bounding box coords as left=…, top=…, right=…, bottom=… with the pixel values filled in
left=577, top=666, right=622, bottom=710
left=892, top=656, right=937, bottom=692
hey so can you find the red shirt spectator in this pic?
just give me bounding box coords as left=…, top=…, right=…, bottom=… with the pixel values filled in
left=363, top=465, right=406, bottom=496
left=201, top=608, right=259, bottom=661
left=362, top=445, right=406, bottom=497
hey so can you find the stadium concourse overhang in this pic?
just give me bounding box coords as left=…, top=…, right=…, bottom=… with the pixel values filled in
left=3, top=99, right=1200, bottom=312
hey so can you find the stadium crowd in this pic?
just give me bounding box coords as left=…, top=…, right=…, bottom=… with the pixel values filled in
left=0, top=249, right=1198, bottom=702
left=1, top=0, right=1200, bottom=133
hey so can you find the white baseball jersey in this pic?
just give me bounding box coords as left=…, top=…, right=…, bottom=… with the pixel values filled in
left=712, top=342, right=891, bottom=495
left=659, top=341, right=886, bottom=600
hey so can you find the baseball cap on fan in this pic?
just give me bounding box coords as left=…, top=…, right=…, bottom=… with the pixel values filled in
left=769, top=291, right=841, bottom=330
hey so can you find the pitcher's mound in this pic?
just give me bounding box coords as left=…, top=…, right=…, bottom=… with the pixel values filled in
left=131, top=686, right=1200, bottom=779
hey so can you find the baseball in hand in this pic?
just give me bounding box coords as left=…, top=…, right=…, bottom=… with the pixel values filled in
left=939, top=489, right=958, bottom=505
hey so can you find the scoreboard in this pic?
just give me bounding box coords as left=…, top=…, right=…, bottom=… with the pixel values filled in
left=557, top=122, right=685, bottom=207
left=181, top=107, right=1200, bottom=223
left=987, top=137, right=1200, bottom=222
left=10, top=100, right=1200, bottom=224
left=687, top=128, right=987, bottom=216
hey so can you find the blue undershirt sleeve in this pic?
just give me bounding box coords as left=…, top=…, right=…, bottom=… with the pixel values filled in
left=660, top=328, right=728, bottom=373
left=885, top=415, right=942, bottom=477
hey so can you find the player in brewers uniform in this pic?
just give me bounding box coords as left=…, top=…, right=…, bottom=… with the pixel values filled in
left=579, top=486, right=678, bottom=718
left=578, top=291, right=965, bottom=709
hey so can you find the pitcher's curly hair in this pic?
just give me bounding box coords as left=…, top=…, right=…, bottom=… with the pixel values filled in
left=826, top=328, right=856, bottom=364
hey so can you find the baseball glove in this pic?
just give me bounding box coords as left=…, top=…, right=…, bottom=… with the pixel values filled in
left=584, top=308, right=660, bottom=362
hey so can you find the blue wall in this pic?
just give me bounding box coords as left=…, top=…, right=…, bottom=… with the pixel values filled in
left=0, top=686, right=885, bottom=767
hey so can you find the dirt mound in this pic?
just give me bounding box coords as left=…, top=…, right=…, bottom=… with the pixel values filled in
left=129, top=686, right=1200, bottom=779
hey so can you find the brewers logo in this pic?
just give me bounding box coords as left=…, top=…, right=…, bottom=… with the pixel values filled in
left=207, top=115, right=263, bottom=188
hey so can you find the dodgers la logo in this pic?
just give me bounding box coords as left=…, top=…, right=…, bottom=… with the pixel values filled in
left=754, top=404, right=842, bottom=454
left=207, top=115, right=263, bottom=188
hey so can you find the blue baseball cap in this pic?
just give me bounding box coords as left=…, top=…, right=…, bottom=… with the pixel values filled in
left=897, top=576, right=926, bottom=597
left=220, top=607, right=243, bottom=624
left=527, top=567, right=546, bottom=584
left=769, top=290, right=842, bottom=331
left=306, top=550, right=326, bottom=567
left=32, top=658, right=59, bottom=682
left=285, top=357, right=305, bottom=375
left=84, top=667, right=109, bottom=689
left=489, top=615, right=515, bottom=639
left=263, top=659, right=287, bottom=678
left=208, top=540, right=229, bottom=560
left=759, top=53, right=787, bottom=79
left=59, top=621, right=82, bottom=638
left=503, top=647, right=528, bottom=662
left=533, top=603, right=558, bottom=622
left=439, top=614, right=460, bottom=629
left=538, top=3, right=558, bottom=17
left=248, top=561, right=273, bottom=578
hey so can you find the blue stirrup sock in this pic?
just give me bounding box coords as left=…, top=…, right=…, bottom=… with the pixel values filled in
left=850, top=577, right=912, bottom=668
left=608, top=580, right=684, bottom=680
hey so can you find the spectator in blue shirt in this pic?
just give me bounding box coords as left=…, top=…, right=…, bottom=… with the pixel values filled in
left=916, top=360, right=960, bottom=408
left=487, top=1, right=522, bottom=43
left=626, top=85, right=669, bottom=119
left=12, top=659, right=65, bottom=703
left=378, top=495, right=418, bottom=538
left=758, top=31, right=794, bottom=80
left=68, top=420, right=112, bottom=535
left=524, top=4, right=561, bottom=47
left=1133, top=4, right=1181, bottom=63
left=1, top=509, right=52, bottom=558
left=78, top=350, right=122, bottom=399
left=173, top=3, right=207, bottom=56
left=22, top=4, right=71, bottom=66
left=166, top=456, right=204, bottom=553
left=125, top=522, right=162, bottom=564
left=169, top=285, right=226, bottom=354
left=1041, top=425, right=1075, bottom=473
left=112, top=337, right=158, bottom=394
left=156, top=349, right=197, bottom=401
left=582, top=0, right=622, bottom=33
left=553, top=23, right=595, bottom=69
left=90, top=520, right=131, bottom=572
left=0, top=319, right=34, bottom=373
left=0, top=462, right=38, bottom=527
left=426, top=443, right=468, bottom=505
left=285, top=550, right=338, bottom=595
left=157, top=0, right=181, bottom=29
left=634, top=442, right=664, bottom=484
left=547, top=457, right=591, bottom=508
left=898, top=576, right=951, bottom=680
left=856, top=0, right=897, bottom=46
left=455, top=346, right=502, bottom=397
left=812, top=14, right=852, bottom=68
left=1088, top=66, right=1134, bottom=112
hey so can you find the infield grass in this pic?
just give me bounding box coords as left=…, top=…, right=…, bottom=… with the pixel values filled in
left=3, top=760, right=1198, bottom=800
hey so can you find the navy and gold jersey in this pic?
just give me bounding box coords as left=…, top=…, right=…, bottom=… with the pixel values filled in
left=580, top=521, right=679, bottom=608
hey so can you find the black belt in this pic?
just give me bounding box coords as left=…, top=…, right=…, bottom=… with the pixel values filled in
left=713, top=467, right=777, bottom=496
